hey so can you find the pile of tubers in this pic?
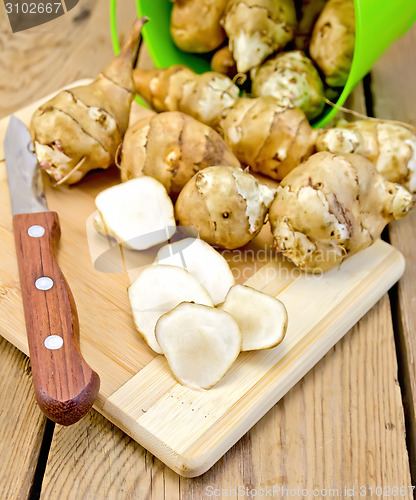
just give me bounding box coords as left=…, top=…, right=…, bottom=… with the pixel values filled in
left=29, top=16, right=416, bottom=273
left=169, top=0, right=356, bottom=110
left=28, top=13, right=416, bottom=388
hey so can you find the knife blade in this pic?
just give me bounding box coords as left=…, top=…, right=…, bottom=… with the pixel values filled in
left=4, top=115, right=100, bottom=426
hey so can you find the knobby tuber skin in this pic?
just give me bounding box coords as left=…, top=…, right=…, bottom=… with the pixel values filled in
left=134, top=67, right=318, bottom=181
left=30, top=18, right=147, bottom=185
left=133, top=65, right=239, bottom=129
left=175, top=165, right=276, bottom=249
left=269, top=152, right=415, bottom=272
left=294, top=0, right=328, bottom=51
left=251, top=50, right=325, bottom=120
left=210, top=45, right=238, bottom=79
left=316, top=120, right=416, bottom=193
left=120, top=111, right=241, bottom=197
left=170, top=0, right=228, bottom=53
left=309, top=0, right=355, bottom=87
left=222, top=0, right=297, bottom=73
left=220, top=96, right=318, bottom=181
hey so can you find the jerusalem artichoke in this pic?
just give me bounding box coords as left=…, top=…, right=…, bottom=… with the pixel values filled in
left=170, top=0, right=228, bottom=53
left=30, top=18, right=146, bottom=184
left=156, top=238, right=235, bottom=305
left=155, top=302, right=241, bottom=389
left=251, top=50, right=325, bottom=120
left=210, top=45, right=238, bottom=79
left=219, top=284, right=288, bottom=351
left=134, top=67, right=318, bottom=181
left=95, top=177, right=176, bottom=250
left=175, top=166, right=276, bottom=249
left=128, top=265, right=213, bottom=353
left=222, top=0, right=297, bottom=73
left=316, top=120, right=416, bottom=193
left=294, top=0, right=328, bottom=51
left=309, top=0, right=355, bottom=87
left=219, top=96, right=318, bottom=180
left=120, top=111, right=240, bottom=197
left=269, top=152, right=414, bottom=272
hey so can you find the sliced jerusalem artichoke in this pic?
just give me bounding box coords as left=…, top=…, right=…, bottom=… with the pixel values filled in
left=251, top=51, right=325, bottom=120
left=316, top=120, right=416, bottom=193
left=95, top=177, right=176, bottom=250
left=175, top=166, right=276, bottom=249
left=30, top=18, right=146, bottom=185
left=156, top=238, right=235, bottom=305
left=218, top=285, right=288, bottom=351
left=133, top=65, right=239, bottom=129
left=269, top=152, right=415, bottom=272
left=210, top=45, right=238, bottom=79
left=222, top=0, right=297, bottom=73
left=129, top=266, right=214, bottom=354
left=155, top=302, right=241, bottom=389
left=120, top=111, right=240, bottom=197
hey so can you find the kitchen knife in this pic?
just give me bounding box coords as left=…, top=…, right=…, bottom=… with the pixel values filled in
left=4, top=115, right=100, bottom=426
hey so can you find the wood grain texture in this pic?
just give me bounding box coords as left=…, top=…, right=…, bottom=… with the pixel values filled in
left=0, top=0, right=412, bottom=493
left=39, top=295, right=412, bottom=498
left=13, top=211, right=100, bottom=425
left=0, top=336, right=47, bottom=499
left=0, top=91, right=408, bottom=477
left=102, top=241, right=404, bottom=476
left=0, top=106, right=156, bottom=407
left=0, top=0, right=138, bottom=120
left=371, top=22, right=416, bottom=476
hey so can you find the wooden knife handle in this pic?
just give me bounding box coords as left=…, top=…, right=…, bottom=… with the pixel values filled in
left=13, top=211, right=100, bottom=426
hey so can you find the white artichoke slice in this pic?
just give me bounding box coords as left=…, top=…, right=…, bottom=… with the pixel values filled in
left=219, top=284, right=288, bottom=351
left=128, top=265, right=213, bottom=354
left=155, top=302, right=242, bottom=390
left=95, top=176, right=176, bottom=250
left=156, top=238, right=235, bottom=305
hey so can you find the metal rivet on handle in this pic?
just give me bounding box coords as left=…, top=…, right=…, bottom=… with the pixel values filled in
left=28, top=225, right=45, bottom=237
left=35, top=277, right=54, bottom=291
left=44, top=335, right=63, bottom=350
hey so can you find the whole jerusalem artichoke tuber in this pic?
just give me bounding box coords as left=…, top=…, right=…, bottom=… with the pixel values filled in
left=170, top=0, right=228, bottom=53
left=269, top=152, right=414, bottom=272
left=251, top=50, right=325, bottom=120
left=309, top=0, right=355, bottom=87
left=30, top=18, right=147, bottom=185
left=222, top=0, right=297, bottom=73
left=219, top=96, right=318, bottom=180
left=120, top=111, right=241, bottom=197
left=316, top=120, right=416, bottom=193
left=134, top=67, right=318, bottom=181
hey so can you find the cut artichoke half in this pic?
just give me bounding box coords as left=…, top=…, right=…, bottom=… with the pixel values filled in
left=219, top=284, right=288, bottom=351
left=95, top=176, right=176, bottom=250
left=128, top=265, right=213, bottom=354
left=156, top=238, right=235, bottom=305
left=155, top=302, right=242, bottom=390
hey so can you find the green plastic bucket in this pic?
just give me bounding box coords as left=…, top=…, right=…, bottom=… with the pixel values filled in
left=110, top=0, right=416, bottom=127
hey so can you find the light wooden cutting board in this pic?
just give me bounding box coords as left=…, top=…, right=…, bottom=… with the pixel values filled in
left=0, top=84, right=405, bottom=477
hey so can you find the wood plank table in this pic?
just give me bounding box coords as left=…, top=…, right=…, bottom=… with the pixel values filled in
left=0, top=1, right=415, bottom=498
